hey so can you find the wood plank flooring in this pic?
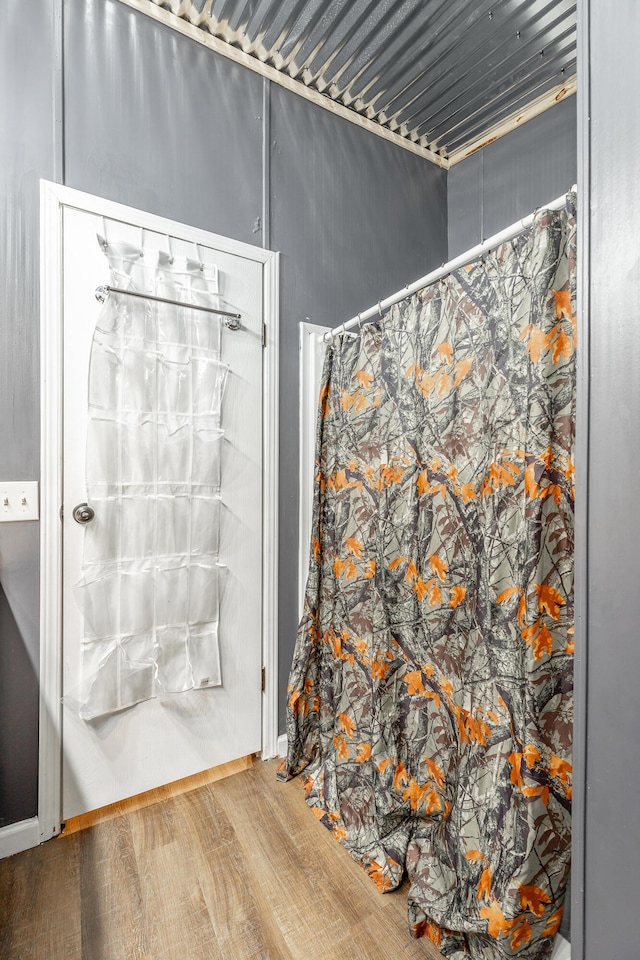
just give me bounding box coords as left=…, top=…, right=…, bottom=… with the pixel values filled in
left=62, top=754, right=256, bottom=836
left=0, top=759, right=444, bottom=960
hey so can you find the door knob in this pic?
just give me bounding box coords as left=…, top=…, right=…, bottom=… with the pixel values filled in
left=73, top=503, right=95, bottom=524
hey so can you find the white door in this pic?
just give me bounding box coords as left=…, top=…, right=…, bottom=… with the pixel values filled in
left=60, top=206, right=264, bottom=819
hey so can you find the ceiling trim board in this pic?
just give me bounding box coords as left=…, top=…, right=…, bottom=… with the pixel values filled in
left=446, top=74, right=577, bottom=166
left=115, top=0, right=450, bottom=169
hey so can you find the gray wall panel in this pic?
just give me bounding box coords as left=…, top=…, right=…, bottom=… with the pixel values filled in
left=447, top=151, right=482, bottom=260
left=448, top=96, right=578, bottom=258
left=270, top=84, right=447, bottom=730
left=64, top=0, right=264, bottom=246
left=0, top=530, right=40, bottom=826
left=0, top=0, right=56, bottom=826
left=582, top=2, right=640, bottom=955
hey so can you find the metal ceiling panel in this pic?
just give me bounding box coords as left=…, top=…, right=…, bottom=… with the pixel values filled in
left=152, top=0, right=577, bottom=162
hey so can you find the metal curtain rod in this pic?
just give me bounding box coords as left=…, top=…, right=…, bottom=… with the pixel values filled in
left=326, top=185, right=577, bottom=341
left=95, top=285, right=242, bottom=330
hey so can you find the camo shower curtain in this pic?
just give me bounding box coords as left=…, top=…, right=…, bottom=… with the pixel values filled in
left=282, top=195, right=575, bottom=960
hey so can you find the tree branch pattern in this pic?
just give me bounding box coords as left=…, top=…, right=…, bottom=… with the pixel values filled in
left=281, top=196, right=575, bottom=960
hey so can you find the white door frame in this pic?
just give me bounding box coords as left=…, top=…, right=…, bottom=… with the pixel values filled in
left=36, top=179, right=279, bottom=847
left=271, top=321, right=330, bottom=761
left=297, top=321, right=330, bottom=620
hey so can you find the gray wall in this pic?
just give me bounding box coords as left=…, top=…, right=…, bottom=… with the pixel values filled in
left=0, top=0, right=56, bottom=826
left=448, top=96, right=577, bottom=259
left=578, top=2, right=640, bottom=956
left=0, top=0, right=446, bottom=826
left=64, top=0, right=265, bottom=247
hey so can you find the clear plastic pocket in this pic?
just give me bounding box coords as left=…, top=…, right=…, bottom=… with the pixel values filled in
left=158, top=355, right=191, bottom=415
left=74, top=572, right=121, bottom=640
left=190, top=496, right=221, bottom=557
left=156, top=495, right=190, bottom=557
left=122, top=348, right=157, bottom=414
left=155, top=563, right=189, bottom=627
left=192, top=425, right=224, bottom=486
left=89, top=340, right=121, bottom=411
left=189, top=621, right=222, bottom=688
left=83, top=497, right=122, bottom=564
left=120, top=496, right=156, bottom=558
left=119, top=568, right=156, bottom=635
left=157, top=422, right=191, bottom=483
left=79, top=643, right=156, bottom=721
left=192, top=359, right=228, bottom=416
left=156, top=625, right=191, bottom=693
left=188, top=562, right=224, bottom=624
left=121, top=421, right=156, bottom=483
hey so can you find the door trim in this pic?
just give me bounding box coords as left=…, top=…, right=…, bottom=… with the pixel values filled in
left=38, top=180, right=279, bottom=844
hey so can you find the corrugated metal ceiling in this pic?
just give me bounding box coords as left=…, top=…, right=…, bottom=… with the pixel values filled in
left=151, top=0, right=577, bottom=164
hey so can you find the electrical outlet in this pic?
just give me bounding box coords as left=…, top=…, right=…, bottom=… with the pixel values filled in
left=0, top=482, right=39, bottom=521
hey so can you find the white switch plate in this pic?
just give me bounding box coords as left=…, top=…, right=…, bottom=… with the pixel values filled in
left=0, top=481, right=39, bottom=521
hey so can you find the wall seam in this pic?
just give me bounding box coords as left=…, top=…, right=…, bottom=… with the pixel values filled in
left=53, top=0, right=64, bottom=184
left=480, top=149, right=485, bottom=242
left=261, top=77, right=271, bottom=251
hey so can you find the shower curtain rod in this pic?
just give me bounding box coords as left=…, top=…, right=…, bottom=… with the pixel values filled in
left=326, top=184, right=577, bottom=341
left=95, top=284, right=242, bottom=329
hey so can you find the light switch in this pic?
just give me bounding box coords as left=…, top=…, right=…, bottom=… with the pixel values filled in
left=0, top=482, right=39, bottom=521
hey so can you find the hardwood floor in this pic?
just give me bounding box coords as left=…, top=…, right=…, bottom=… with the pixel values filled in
left=0, top=760, right=443, bottom=960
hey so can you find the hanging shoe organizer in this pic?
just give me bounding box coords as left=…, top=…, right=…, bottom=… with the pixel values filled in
left=73, top=235, right=234, bottom=720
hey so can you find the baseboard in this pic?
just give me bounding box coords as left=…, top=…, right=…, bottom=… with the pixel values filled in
left=62, top=753, right=256, bottom=836
left=552, top=933, right=571, bottom=960
left=277, top=733, right=287, bottom=757
left=0, top=817, right=40, bottom=860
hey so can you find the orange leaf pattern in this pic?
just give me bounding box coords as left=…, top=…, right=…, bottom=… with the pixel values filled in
left=338, top=712, right=356, bottom=739
left=449, top=585, right=467, bottom=608
left=535, top=583, right=566, bottom=619
left=479, top=900, right=512, bottom=939
left=496, top=585, right=522, bottom=604
left=430, top=554, right=449, bottom=581
left=283, top=198, right=575, bottom=959
left=523, top=743, right=542, bottom=769
left=356, top=369, right=373, bottom=390
left=345, top=536, right=364, bottom=558
left=510, top=918, right=533, bottom=949
left=466, top=850, right=485, bottom=862
left=520, top=884, right=552, bottom=917
left=543, top=907, right=563, bottom=938
left=454, top=357, right=473, bottom=387
left=477, top=866, right=492, bottom=902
